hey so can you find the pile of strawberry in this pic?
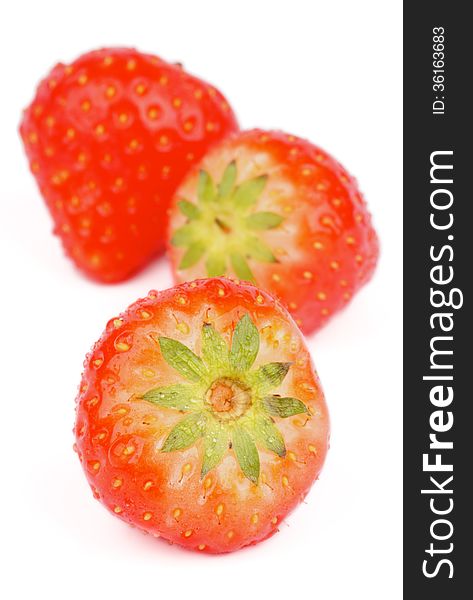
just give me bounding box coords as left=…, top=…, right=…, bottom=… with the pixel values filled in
left=21, top=48, right=378, bottom=553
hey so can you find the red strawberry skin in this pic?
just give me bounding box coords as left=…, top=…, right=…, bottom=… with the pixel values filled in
left=167, top=129, right=379, bottom=334
left=20, top=48, right=238, bottom=282
left=74, top=278, right=329, bottom=553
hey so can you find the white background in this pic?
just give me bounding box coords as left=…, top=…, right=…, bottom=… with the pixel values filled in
left=0, top=1, right=402, bottom=598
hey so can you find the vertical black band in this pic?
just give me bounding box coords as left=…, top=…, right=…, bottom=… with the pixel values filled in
left=403, top=2, right=470, bottom=596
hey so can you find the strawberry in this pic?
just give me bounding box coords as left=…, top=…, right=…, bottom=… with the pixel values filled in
left=167, top=129, right=379, bottom=334
left=74, top=278, right=329, bottom=553
left=20, top=48, right=238, bottom=282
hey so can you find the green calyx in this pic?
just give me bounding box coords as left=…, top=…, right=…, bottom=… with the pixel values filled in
left=142, top=314, right=308, bottom=484
left=171, top=162, right=284, bottom=282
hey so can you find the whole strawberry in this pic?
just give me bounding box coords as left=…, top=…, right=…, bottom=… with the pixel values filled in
left=74, top=278, right=329, bottom=553
left=167, top=129, right=379, bottom=334
left=20, top=48, right=238, bottom=282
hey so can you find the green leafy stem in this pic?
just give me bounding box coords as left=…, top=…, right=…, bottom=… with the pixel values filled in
left=171, top=162, right=284, bottom=282
left=141, top=314, right=308, bottom=483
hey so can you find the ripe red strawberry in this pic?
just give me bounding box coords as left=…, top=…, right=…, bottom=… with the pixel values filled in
left=20, top=48, right=238, bottom=282
left=74, top=278, right=329, bottom=553
left=167, top=129, right=379, bottom=334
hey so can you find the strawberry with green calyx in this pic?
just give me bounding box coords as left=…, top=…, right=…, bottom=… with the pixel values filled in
left=74, top=278, right=329, bottom=553
left=168, top=129, right=379, bottom=334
